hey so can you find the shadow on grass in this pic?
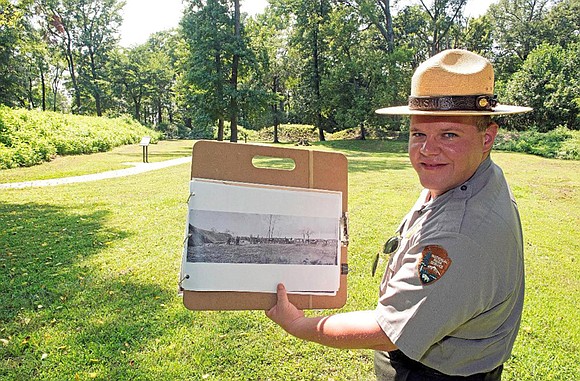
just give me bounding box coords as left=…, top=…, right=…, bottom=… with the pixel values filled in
left=0, top=202, right=120, bottom=322
left=0, top=202, right=175, bottom=379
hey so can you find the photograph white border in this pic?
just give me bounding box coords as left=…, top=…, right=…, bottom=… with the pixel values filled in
left=180, top=179, right=343, bottom=294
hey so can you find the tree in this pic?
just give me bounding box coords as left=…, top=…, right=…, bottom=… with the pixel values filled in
left=501, top=42, right=580, bottom=131
left=488, top=0, right=555, bottom=81
left=76, top=0, right=123, bottom=116
left=245, top=7, right=293, bottom=142
left=107, top=31, right=178, bottom=130
left=284, top=0, right=332, bottom=141
left=109, top=46, right=148, bottom=121
left=20, top=27, right=50, bottom=110
left=142, top=31, right=179, bottom=128
left=181, top=0, right=230, bottom=140
left=459, top=14, right=494, bottom=56
left=0, top=0, right=29, bottom=107
left=417, top=0, right=467, bottom=56
left=323, top=2, right=398, bottom=137
left=39, top=0, right=83, bottom=113
left=181, top=0, right=253, bottom=141
left=38, top=0, right=123, bottom=115
left=337, top=0, right=395, bottom=53
left=542, top=0, right=580, bottom=49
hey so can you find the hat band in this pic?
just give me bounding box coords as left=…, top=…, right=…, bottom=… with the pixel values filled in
left=408, top=94, right=498, bottom=111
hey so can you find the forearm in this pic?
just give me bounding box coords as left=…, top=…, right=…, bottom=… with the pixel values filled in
left=266, top=284, right=396, bottom=351
left=282, top=310, right=397, bottom=351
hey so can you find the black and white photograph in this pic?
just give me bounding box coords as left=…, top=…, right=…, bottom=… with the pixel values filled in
left=179, top=179, right=343, bottom=294
left=186, top=210, right=339, bottom=266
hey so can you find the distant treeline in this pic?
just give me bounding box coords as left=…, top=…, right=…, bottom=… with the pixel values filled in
left=1, top=0, right=578, bottom=142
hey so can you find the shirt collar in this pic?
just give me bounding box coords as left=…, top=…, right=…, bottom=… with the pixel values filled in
left=424, top=156, right=493, bottom=207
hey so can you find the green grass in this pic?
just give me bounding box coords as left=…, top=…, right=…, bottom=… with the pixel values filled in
left=1, top=140, right=579, bottom=380
left=0, top=140, right=194, bottom=184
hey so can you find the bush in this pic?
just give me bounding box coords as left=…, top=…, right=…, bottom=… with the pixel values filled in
left=328, top=126, right=407, bottom=141
left=500, top=43, right=580, bottom=132
left=257, top=124, right=319, bottom=143
left=0, top=106, right=162, bottom=169
left=219, top=124, right=260, bottom=142
left=494, top=127, right=580, bottom=160
left=157, top=122, right=179, bottom=139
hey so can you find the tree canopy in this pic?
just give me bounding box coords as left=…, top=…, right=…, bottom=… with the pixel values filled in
left=1, top=0, right=579, bottom=140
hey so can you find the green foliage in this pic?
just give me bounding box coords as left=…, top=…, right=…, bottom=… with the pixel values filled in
left=500, top=42, right=580, bottom=132
left=180, top=0, right=253, bottom=141
left=257, top=124, right=320, bottom=143
left=328, top=126, right=408, bottom=142
left=39, top=0, right=124, bottom=116
left=109, top=32, right=180, bottom=126
left=487, top=0, right=552, bottom=80
left=0, top=106, right=162, bottom=169
left=494, top=127, right=580, bottom=160
left=460, top=15, right=494, bottom=55
left=0, top=0, right=30, bottom=107
left=4, top=0, right=580, bottom=141
left=543, top=0, right=580, bottom=49
left=0, top=140, right=195, bottom=183
left=217, top=122, right=261, bottom=142
left=256, top=124, right=407, bottom=144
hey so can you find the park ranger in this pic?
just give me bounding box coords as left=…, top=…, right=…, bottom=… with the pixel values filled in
left=266, top=49, right=532, bottom=380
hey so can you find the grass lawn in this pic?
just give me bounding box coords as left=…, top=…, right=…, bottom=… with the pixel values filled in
left=1, top=139, right=578, bottom=380
left=0, top=140, right=195, bottom=184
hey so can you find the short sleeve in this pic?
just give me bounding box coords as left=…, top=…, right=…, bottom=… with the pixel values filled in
left=375, top=232, right=498, bottom=361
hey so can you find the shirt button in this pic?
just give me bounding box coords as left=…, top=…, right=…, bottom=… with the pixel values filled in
left=461, top=185, right=468, bottom=191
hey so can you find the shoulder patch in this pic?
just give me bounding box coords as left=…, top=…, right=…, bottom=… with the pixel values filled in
left=418, top=245, right=452, bottom=285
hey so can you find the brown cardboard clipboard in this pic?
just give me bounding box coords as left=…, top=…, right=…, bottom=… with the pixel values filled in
left=182, top=140, right=348, bottom=311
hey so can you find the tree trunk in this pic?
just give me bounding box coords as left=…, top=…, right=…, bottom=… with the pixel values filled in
left=40, top=65, right=47, bottom=111
left=313, top=5, right=324, bottom=142
left=377, top=0, right=395, bottom=52
left=27, top=77, right=36, bottom=109
left=272, top=76, right=280, bottom=143
left=133, top=98, right=141, bottom=122
left=63, top=27, right=82, bottom=114
left=229, top=0, right=241, bottom=143
left=157, top=100, right=163, bottom=125
left=88, top=49, right=102, bottom=116
left=218, top=118, right=225, bottom=141
left=51, top=69, right=60, bottom=112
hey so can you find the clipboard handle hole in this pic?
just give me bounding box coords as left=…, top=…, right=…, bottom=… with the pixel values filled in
left=251, top=156, right=296, bottom=171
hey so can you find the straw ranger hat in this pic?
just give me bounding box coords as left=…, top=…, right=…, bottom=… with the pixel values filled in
left=376, top=49, right=532, bottom=116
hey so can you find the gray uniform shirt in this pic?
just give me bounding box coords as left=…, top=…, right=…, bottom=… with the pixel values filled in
left=375, top=157, right=525, bottom=376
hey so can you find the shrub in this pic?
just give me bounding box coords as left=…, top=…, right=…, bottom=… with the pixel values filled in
left=218, top=123, right=260, bottom=142
left=0, top=106, right=162, bottom=169
left=328, top=126, right=406, bottom=141
left=494, top=127, right=580, bottom=160
left=257, top=124, right=319, bottom=143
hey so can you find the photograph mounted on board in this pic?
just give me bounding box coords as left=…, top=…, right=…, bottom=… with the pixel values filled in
left=180, top=178, right=344, bottom=295
left=186, top=209, right=339, bottom=266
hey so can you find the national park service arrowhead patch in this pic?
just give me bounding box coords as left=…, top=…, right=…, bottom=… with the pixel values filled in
left=418, top=245, right=452, bottom=285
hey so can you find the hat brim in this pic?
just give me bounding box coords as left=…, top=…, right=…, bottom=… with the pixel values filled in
left=375, top=105, right=533, bottom=116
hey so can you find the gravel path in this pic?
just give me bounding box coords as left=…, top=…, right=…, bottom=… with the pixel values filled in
left=0, top=156, right=191, bottom=190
